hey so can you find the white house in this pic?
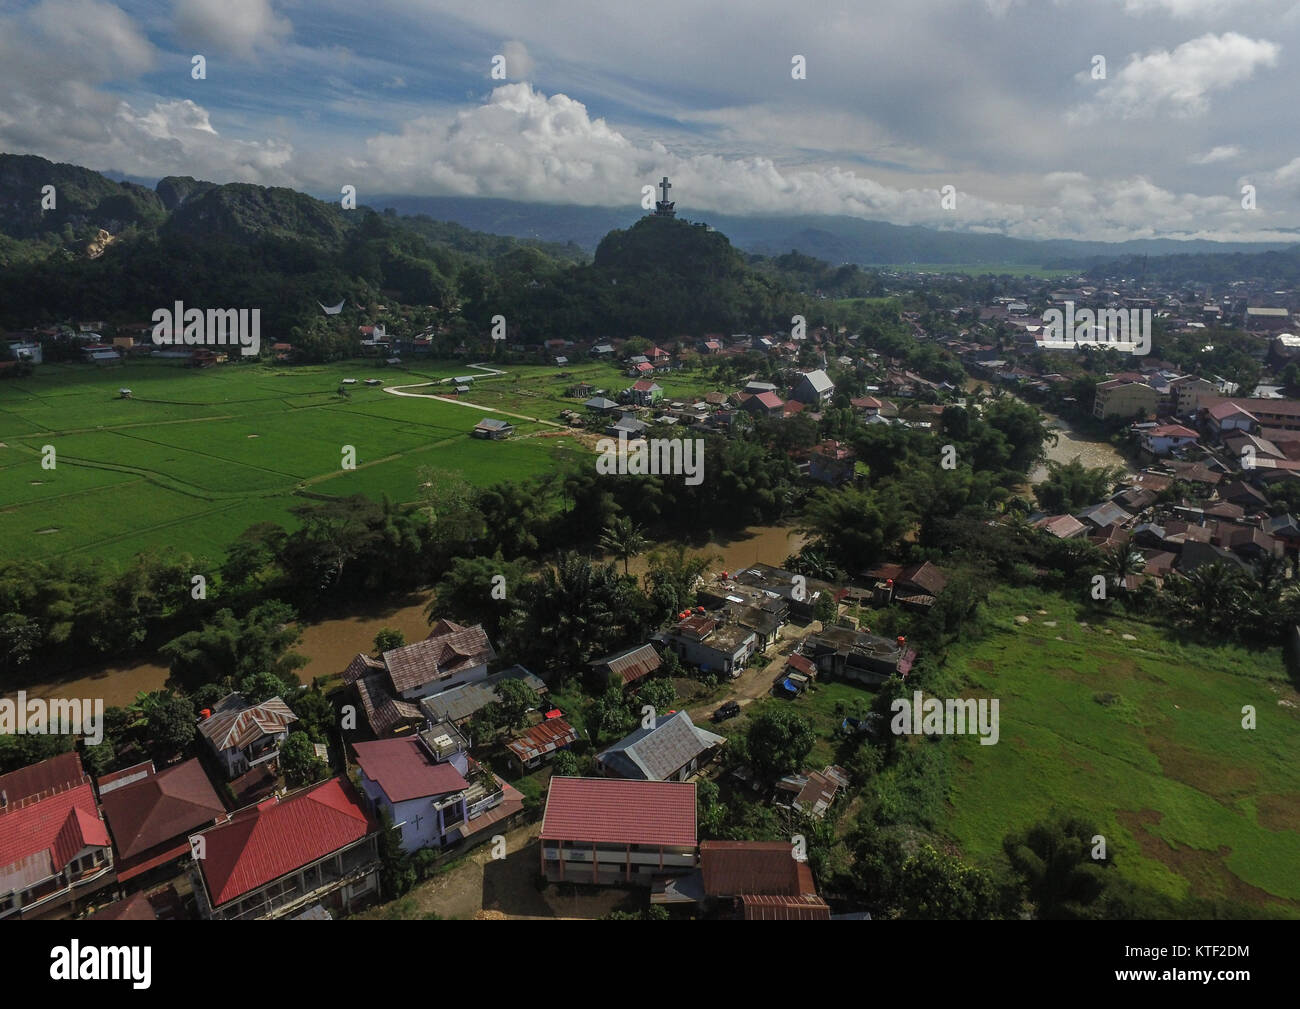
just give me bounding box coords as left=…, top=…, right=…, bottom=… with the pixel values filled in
left=791, top=369, right=834, bottom=405
left=1140, top=424, right=1200, bottom=456
left=353, top=725, right=520, bottom=855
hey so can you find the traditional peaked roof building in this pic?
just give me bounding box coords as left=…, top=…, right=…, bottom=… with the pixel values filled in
left=99, top=758, right=225, bottom=883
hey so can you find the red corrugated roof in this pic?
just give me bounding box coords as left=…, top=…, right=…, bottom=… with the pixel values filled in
left=0, top=782, right=109, bottom=885
left=353, top=737, right=468, bottom=803
left=196, top=777, right=376, bottom=908
left=540, top=777, right=696, bottom=847
left=0, top=751, right=84, bottom=806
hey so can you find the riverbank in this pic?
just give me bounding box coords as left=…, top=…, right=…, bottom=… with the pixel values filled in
left=11, top=525, right=808, bottom=706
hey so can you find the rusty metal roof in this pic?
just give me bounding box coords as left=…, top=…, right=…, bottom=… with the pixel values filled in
left=505, top=719, right=579, bottom=763
left=198, top=694, right=298, bottom=752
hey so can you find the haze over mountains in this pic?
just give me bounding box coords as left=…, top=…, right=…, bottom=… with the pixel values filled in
left=370, top=194, right=1297, bottom=269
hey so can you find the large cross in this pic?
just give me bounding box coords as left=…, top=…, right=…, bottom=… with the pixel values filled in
left=659, top=176, right=672, bottom=203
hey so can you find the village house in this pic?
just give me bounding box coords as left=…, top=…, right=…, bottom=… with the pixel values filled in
left=589, top=642, right=663, bottom=691
left=189, top=777, right=381, bottom=920
left=506, top=718, right=580, bottom=772
left=656, top=613, right=758, bottom=677
left=1141, top=424, right=1200, bottom=456
left=97, top=758, right=225, bottom=889
left=1204, top=400, right=1260, bottom=437
left=807, top=440, right=857, bottom=486
left=774, top=764, right=851, bottom=819
left=626, top=379, right=664, bottom=406
left=197, top=693, right=299, bottom=780
left=343, top=619, right=497, bottom=713
left=791, top=369, right=835, bottom=405
left=539, top=777, right=697, bottom=885
left=418, top=665, right=547, bottom=731
left=863, top=560, right=948, bottom=611
left=690, top=841, right=831, bottom=920
left=596, top=710, right=726, bottom=782
left=353, top=725, right=524, bottom=854
left=801, top=627, right=915, bottom=686
left=739, top=390, right=784, bottom=417
left=0, top=753, right=114, bottom=919
left=472, top=417, right=514, bottom=440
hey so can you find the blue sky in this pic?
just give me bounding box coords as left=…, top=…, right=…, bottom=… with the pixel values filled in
left=3, top=0, right=1300, bottom=242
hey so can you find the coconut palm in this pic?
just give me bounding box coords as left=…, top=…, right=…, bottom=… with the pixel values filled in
left=599, top=516, right=649, bottom=576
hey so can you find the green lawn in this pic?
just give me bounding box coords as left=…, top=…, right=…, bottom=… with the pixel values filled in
left=0, top=358, right=599, bottom=563
left=937, top=587, right=1300, bottom=913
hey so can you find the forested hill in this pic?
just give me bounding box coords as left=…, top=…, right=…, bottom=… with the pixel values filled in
left=1077, top=245, right=1300, bottom=286
left=0, top=153, right=808, bottom=344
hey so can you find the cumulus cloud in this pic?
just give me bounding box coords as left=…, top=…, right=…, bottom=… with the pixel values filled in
left=173, top=0, right=291, bottom=59
left=347, top=83, right=1293, bottom=241
left=1071, top=33, right=1279, bottom=122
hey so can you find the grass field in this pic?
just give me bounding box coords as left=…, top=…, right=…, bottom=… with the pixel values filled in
left=0, top=357, right=649, bottom=564
left=933, top=587, right=1300, bottom=913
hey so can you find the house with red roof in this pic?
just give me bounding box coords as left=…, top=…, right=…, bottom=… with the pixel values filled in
left=740, top=390, right=784, bottom=417
left=1203, top=400, right=1259, bottom=437
left=1140, top=424, right=1200, bottom=456
left=354, top=726, right=525, bottom=855
left=697, top=841, right=830, bottom=920
left=188, top=777, right=380, bottom=920
left=0, top=753, right=113, bottom=919
left=540, top=777, right=696, bottom=885
left=626, top=379, right=664, bottom=406
left=98, top=758, right=225, bottom=886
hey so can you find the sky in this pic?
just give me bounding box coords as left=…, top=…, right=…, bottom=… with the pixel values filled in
left=2, top=0, right=1299, bottom=242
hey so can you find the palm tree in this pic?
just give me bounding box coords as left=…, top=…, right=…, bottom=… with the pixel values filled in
left=599, top=517, right=649, bottom=576
left=1105, top=543, right=1144, bottom=591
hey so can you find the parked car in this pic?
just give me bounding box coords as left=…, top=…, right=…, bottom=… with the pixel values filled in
left=712, top=700, right=741, bottom=722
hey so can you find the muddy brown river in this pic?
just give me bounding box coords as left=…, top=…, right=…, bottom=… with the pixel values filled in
left=13, top=526, right=807, bottom=706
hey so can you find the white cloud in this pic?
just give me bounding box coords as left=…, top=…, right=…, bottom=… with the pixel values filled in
left=1071, top=33, right=1279, bottom=121
left=345, top=83, right=1295, bottom=242
left=501, top=40, right=535, bottom=80
left=173, top=0, right=291, bottom=59
left=1192, top=144, right=1241, bottom=163
left=1122, top=0, right=1244, bottom=15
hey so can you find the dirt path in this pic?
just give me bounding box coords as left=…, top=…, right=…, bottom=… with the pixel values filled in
left=382, top=382, right=564, bottom=428
left=359, top=820, right=645, bottom=920
left=686, top=621, right=818, bottom=723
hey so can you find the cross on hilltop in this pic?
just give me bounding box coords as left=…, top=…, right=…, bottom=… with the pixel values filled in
left=653, top=175, right=676, bottom=217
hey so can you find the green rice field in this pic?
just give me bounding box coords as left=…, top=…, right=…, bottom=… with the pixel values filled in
left=0, top=357, right=668, bottom=563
